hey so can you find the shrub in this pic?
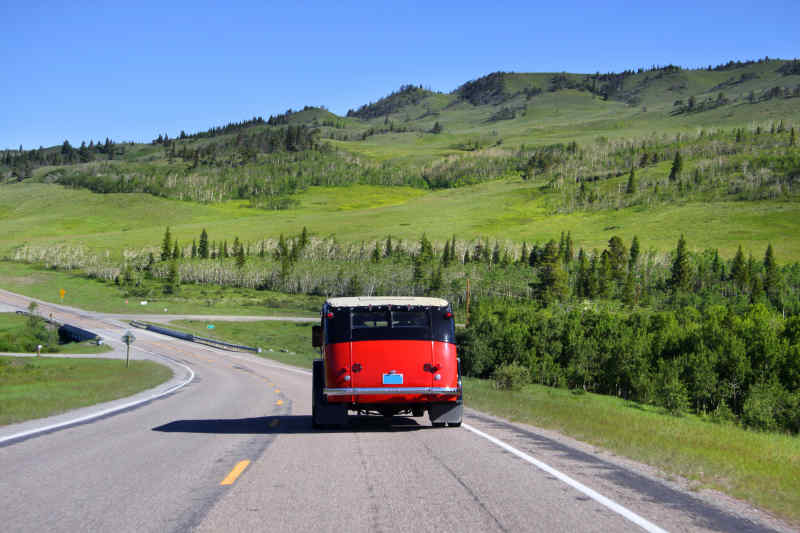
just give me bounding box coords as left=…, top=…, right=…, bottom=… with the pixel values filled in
left=711, top=400, right=737, bottom=424
left=742, top=381, right=783, bottom=431
left=655, top=359, right=690, bottom=415
left=493, top=362, right=530, bottom=390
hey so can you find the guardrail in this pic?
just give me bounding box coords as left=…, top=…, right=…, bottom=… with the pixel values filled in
left=129, top=320, right=261, bottom=354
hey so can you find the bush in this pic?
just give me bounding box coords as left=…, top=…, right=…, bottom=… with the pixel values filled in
left=711, top=400, right=737, bottom=424
left=742, top=381, right=783, bottom=431
left=493, top=362, right=530, bottom=390
left=655, top=359, right=690, bottom=415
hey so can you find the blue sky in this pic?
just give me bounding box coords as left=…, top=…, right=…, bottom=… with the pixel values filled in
left=2, top=1, right=798, bottom=149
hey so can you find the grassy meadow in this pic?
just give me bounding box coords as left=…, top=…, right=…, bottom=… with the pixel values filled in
left=0, top=355, right=172, bottom=426
left=3, top=180, right=800, bottom=263
left=0, top=261, right=320, bottom=317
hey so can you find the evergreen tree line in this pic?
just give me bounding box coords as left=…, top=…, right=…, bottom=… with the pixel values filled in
left=14, top=230, right=800, bottom=321
left=458, top=301, right=800, bottom=433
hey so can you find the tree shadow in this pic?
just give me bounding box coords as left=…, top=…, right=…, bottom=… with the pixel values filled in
left=152, top=414, right=428, bottom=435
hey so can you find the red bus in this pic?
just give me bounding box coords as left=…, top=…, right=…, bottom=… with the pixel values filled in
left=311, top=296, right=462, bottom=428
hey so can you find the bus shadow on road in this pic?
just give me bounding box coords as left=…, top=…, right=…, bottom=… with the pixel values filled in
left=152, top=415, right=429, bottom=434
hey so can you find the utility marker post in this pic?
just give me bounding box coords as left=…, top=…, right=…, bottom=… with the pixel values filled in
left=121, top=331, right=136, bottom=368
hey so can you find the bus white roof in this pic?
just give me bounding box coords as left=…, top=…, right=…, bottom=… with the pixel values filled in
left=326, top=296, right=449, bottom=308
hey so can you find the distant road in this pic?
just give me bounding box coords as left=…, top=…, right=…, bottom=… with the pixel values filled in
left=101, top=313, right=318, bottom=323
left=0, top=289, right=792, bottom=532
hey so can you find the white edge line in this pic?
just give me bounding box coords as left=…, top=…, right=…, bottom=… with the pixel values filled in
left=462, top=423, right=668, bottom=533
left=0, top=347, right=195, bottom=446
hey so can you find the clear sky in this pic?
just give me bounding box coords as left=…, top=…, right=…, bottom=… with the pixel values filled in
left=2, top=0, right=798, bottom=150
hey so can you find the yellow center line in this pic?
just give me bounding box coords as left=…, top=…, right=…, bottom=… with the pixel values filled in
left=274, top=389, right=280, bottom=394
left=276, top=400, right=283, bottom=406
left=220, top=460, right=251, bottom=486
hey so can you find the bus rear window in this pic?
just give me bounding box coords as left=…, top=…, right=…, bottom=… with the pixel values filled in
left=391, top=310, right=428, bottom=328
left=352, top=311, right=389, bottom=328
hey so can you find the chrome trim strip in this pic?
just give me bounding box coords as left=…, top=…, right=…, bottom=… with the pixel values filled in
left=324, top=387, right=459, bottom=396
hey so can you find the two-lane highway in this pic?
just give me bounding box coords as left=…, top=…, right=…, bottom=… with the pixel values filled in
left=0, top=291, right=793, bottom=532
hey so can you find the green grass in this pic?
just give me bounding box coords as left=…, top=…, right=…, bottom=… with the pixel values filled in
left=165, top=319, right=317, bottom=369
left=0, top=261, right=320, bottom=317
left=0, top=312, right=111, bottom=354
left=463, top=377, right=800, bottom=525
left=2, top=180, right=800, bottom=262
left=0, top=355, right=173, bottom=426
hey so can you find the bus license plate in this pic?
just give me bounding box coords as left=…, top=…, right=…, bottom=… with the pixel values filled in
left=382, top=373, right=403, bottom=385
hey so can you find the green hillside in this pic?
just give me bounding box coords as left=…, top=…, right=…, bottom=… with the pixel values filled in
left=1, top=57, right=799, bottom=259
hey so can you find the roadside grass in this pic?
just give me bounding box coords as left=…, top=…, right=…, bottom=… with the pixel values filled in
left=3, top=181, right=800, bottom=262
left=0, top=261, right=320, bottom=317
left=0, top=312, right=111, bottom=355
left=164, top=319, right=317, bottom=369
left=0, top=355, right=172, bottom=426
left=463, top=377, right=800, bottom=525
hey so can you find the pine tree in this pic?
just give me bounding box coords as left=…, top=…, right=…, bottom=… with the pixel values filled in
left=790, top=127, right=796, bottom=146
left=668, top=151, right=683, bottom=182
left=172, top=240, right=179, bottom=260
left=222, top=240, right=229, bottom=259
left=428, top=267, right=443, bottom=292
left=198, top=229, right=209, bottom=259
left=441, top=240, right=451, bottom=266
left=607, top=236, right=628, bottom=283
left=412, top=255, right=424, bottom=287
left=730, top=245, right=747, bottom=292
left=491, top=242, right=501, bottom=265
left=164, top=260, right=180, bottom=294
left=418, top=233, right=433, bottom=262
left=669, top=234, right=691, bottom=292
left=529, top=244, right=540, bottom=268
left=625, top=166, right=637, bottom=194
left=275, top=234, right=288, bottom=260
left=565, top=232, right=574, bottom=264
left=299, top=226, right=309, bottom=250
left=236, top=243, right=246, bottom=269
left=763, top=244, right=779, bottom=303
left=622, top=272, right=637, bottom=307
left=537, top=240, right=568, bottom=304
left=597, top=250, right=611, bottom=297
left=629, top=236, right=640, bottom=272
left=576, top=248, right=590, bottom=298
left=191, top=240, right=197, bottom=259
left=519, top=242, right=528, bottom=266
left=371, top=241, right=381, bottom=263
left=161, top=227, right=172, bottom=261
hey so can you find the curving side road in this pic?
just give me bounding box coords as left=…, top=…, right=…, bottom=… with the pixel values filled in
left=0, top=290, right=794, bottom=532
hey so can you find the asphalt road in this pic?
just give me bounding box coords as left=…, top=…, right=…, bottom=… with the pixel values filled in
left=0, top=290, right=793, bottom=532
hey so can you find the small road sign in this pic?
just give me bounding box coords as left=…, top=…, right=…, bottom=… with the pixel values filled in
left=207, top=324, right=215, bottom=330
left=59, top=289, right=66, bottom=300
left=122, top=331, right=136, bottom=367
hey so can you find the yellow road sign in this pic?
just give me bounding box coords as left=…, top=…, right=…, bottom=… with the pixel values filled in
left=59, top=289, right=66, bottom=300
